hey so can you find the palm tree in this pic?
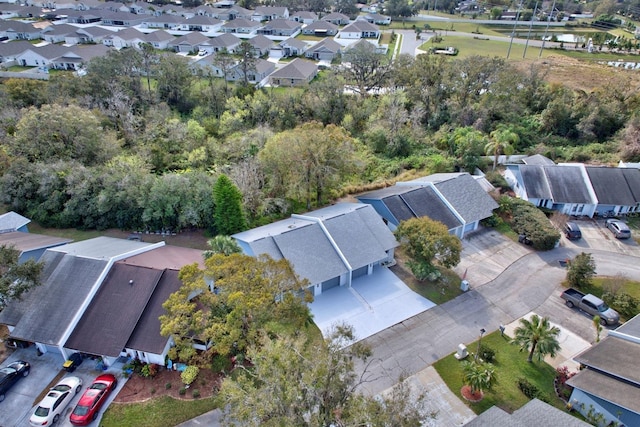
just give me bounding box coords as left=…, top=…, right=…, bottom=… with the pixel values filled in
left=511, top=314, right=561, bottom=363
left=486, top=126, right=519, bottom=171
left=462, top=360, right=497, bottom=397
left=203, top=235, right=241, bottom=259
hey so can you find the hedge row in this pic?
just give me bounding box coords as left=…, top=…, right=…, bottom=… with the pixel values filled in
left=500, top=196, right=560, bottom=251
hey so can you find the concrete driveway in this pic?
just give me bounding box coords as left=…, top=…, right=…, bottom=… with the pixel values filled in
left=310, top=266, right=436, bottom=343
left=2, top=348, right=127, bottom=427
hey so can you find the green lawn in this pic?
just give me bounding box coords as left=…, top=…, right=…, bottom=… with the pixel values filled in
left=100, top=396, right=218, bottom=427
left=434, top=332, right=566, bottom=414
left=27, top=222, right=105, bottom=242
left=420, top=36, right=555, bottom=60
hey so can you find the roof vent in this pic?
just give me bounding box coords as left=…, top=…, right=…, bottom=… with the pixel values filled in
left=129, top=280, right=134, bottom=286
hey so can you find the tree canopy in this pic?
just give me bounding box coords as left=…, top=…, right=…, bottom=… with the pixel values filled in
left=0, top=245, right=44, bottom=311
left=212, top=174, right=247, bottom=235
left=511, top=314, right=561, bottom=363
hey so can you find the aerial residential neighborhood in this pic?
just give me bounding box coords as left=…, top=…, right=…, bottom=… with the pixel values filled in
left=1, top=0, right=640, bottom=424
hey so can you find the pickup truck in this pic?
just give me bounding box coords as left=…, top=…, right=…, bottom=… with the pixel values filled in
left=561, top=288, right=620, bottom=326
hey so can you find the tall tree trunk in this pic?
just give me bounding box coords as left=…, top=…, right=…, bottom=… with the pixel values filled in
left=528, top=340, right=537, bottom=362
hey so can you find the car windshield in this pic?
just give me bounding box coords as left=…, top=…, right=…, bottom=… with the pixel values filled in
left=73, top=405, right=90, bottom=416
left=52, top=385, right=71, bottom=392
left=34, top=406, right=50, bottom=417
left=0, top=367, right=15, bottom=375
left=597, top=303, right=610, bottom=312
left=90, top=383, right=108, bottom=391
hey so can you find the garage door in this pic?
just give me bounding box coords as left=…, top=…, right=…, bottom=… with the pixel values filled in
left=321, top=277, right=340, bottom=292
left=352, top=265, right=368, bottom=279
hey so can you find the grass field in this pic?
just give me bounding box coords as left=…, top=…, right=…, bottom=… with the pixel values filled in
left=433, top=331, right=566, bottom=414
left=101, top=396, right=218, bottom=427
left=421, top=36, right=554, bottom=60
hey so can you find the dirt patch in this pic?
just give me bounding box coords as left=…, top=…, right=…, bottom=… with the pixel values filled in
left=514, top=55, right=640, bottom=91
left=113, top=368, right=223, bottom=404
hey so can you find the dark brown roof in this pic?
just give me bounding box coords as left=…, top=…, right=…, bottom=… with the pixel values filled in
left=125, top=269, right=182, bottom=354
left=118, top=245, right=204, bottom=270
left=0, top=231, right=71, bottom=253
left=65, top=264, right=163, bottom=357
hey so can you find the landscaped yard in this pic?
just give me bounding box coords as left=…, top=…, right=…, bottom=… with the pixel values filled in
left=433, top=331, right=567, bottom=414
left=101, top=396, right=218, bottom=427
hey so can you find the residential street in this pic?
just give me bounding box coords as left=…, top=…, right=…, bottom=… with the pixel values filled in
left=354, top=231, right=640, bottom=397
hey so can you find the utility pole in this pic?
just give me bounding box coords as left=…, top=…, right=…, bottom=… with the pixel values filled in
left=523, top=2, right=538, bottom=58
left=507, top=0, right=524, bottom=59
left=539, top=0, right=556, bottom=57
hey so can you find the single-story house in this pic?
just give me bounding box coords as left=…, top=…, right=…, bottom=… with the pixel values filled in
left=41, top=23, right=78, bottom=43
left=208, top=32, right=241, bottom=53
left=227, top=57, right=274, bottom=83
left=3, top=20, right=42, bottom=40
left=504, top=156, right=640, bottom=217
left=233, top=203, right=398, bottom=296
left=0, top=211, right=30, bottom=234
left=213, top=5, right=251, bottom=21
left=64, top=26, right=116, bottom=45
left=0, top=238, right=204, bottom=367
left=141, top=29, right=175, bottom=50
left=338, top=20, right=380, bottom=39
left=321, top=11, right=350, bottom=26
left=221, top=17, right=261, bottom=34
left=0, top=40, right=33, bottom=63
left=102, top=27, right=146, bottom=49
left=63, top=10, right=102, bottom=24
left=169, top=31, right=211, bottom=53
left=357, top=12, right=391, bottom=25
left=100, top=10, right=147, bottom=26
left=567, top=314, right=640, bottom=427
left=182, top=15, right=223, bottom=32
left=143, top=14, right=184, bottom=30
left=305, top=38, right=342, bottom=61
left=270, top=37, right=308, bottom=58
left=256, top=18, right=301, bottom=37
left=290, top=10, right=317, bottom=24
left=301, top=20, right=338, bottom=36
left=357, top=173, right=498, bottom=238
left=51, top=44, right=110, bottom=70
left=0, top=232, right=71, bottom=264
left=268, top=57, right=317, bottom=86
left=252, top=5, right=288, bottom=21
left=246, top=34, right=272, bottom=56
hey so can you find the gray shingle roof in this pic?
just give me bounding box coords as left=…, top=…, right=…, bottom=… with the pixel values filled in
left=125, top=269, right=181, bottom=354
left=521, top=154, right=555, bottom=165
left=465, top=399, right=590, bottom=427
left=269, top=58, right=317, bottom=80
left=567, top=368, right=640, bottom=415
left=65, top=264, right=163, bottom=357
left=520, top=165, right=552, bottom=199
left=402, top=187, right=462, bottom=228
left=544, top=166, right=592, bottom=204
left=586, top=166, right=637, bottom=205
left=0, top=231, right=71, bottom=253
left=574, top=336, right=640, bottom=385
left=0, top=211, right=30, bottom=233
left=621, top=168, right=640, bottom=202
left=434, top=174, right=498, bottom=223
left=9, top=253, right=108, bottom=345
left=464, top=406, right=514, bottom=426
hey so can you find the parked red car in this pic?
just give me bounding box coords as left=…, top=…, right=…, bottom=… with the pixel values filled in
left=69, top=373, right=117, bottom=425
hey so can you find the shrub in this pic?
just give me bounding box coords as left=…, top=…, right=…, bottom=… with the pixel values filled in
left=140, top=363, right=159, bottom=378
left=179, top=387, right=186, bottom=395
left=502, top=197, right=560, bottom=250
left=602, top=292, right=640, bottom=319
left=181, top=365, right=200, bottom=386
left=407, top=260, right=441, bottom=281
left=192, top=389, right=200, bottom=398
left=478, top=344, right=496, bottom=363
left=165, top=382, right=172, bottom=390
left=517, top=377, right=550, bottom=402
left=211, top=354, right=232, bottom=374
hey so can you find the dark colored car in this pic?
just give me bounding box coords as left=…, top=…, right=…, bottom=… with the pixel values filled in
left=564, top=221, right=582, bottom=240
left=63, top=353, right=83, bottom=373
left=69, top=373, right=117, bottom=425
left=0, top=360, right=30, bottom=402
left=606, top=219, right=631, bottom=239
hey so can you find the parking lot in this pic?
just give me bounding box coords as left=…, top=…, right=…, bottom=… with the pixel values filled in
left=1, top=347, right=126, bottom=427
left=559, top=217, right=640, bottom=257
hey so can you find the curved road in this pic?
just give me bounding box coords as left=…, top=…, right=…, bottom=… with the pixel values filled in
left=354, top=238, right=640, bottom=396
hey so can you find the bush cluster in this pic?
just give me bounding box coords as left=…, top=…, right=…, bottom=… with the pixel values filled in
left=501, top=197, right=560, bottom=250
left=517, top=377, right=549, bottom=403
left=181, top=365, right=200, bottom=386
left=602, top=292, right=640, bottom=320
left=478, top=345, right=496, bottom=363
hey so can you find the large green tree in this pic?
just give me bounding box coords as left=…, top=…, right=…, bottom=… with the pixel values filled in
left=160, top=253, right=310, bottom=361
left=394, top=217, right=462, bottom=280
left=0, top=245, right=44, bottom=311
left=212, top=174, right=247, bottom=235
left=219, top=324, right=432, bottom=426
left=341, top=42, right=393, bottom=97
left=486, top=125, right=518, bottom=170
left=566, top=252, right=596, bottom=289
left=511, top=314, right=561, bottom=363
left=260, top=122, right=362, bottom=209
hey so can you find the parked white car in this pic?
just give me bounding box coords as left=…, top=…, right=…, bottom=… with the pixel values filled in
left=29, top=376, right=83, bottom=426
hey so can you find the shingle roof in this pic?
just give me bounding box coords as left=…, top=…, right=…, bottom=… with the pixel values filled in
left=567, top=368, right=640, bottom=415
left=304, top=20, right=338, bottom=32
left=65, top=264, right=163, bottom=356
left=142, top=29, right=175, bottom=43
left=574, top=336, right=640, bottom=385
left=48, top=236, right=155, bottom=260
left=341, top=20, right=379, bottom=32
left=402, top=187, right=462, bottom=228
left=269, top=58, right=317, bottom=80
left=118, top=245, right=204, bottom=270
left=0, top=211, right=30, bottom=233
left=586, top=166, right=637, bottom=205
left=8, top=253, right=108, bottom=345
left=248, top=34, right=272, bottom=49
left=521, top=154, right=555, bottom=165
left=262, top=18, right=299, bottom=30
left=465, top=399, right=590, bottom=427
left=621, top=168, right=640, bottom=202
left=520, top=165, right=552, bottom=199
left=125, top=269, right=182, bottom=354
left=434, top=173, right=498, bottom=223
left=173, top=31, right=210, bottom=45
left=209, top=32, right=240, bottom=48
left=544, top=165, right=592, bottom=204
left=222, top=18, right=260, bottom=28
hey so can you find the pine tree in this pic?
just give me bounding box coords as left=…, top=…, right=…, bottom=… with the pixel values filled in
left=212, top=174, right=247, bottom=235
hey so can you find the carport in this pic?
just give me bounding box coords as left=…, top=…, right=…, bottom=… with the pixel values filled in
left=309, top=266, right=435, bottom=343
